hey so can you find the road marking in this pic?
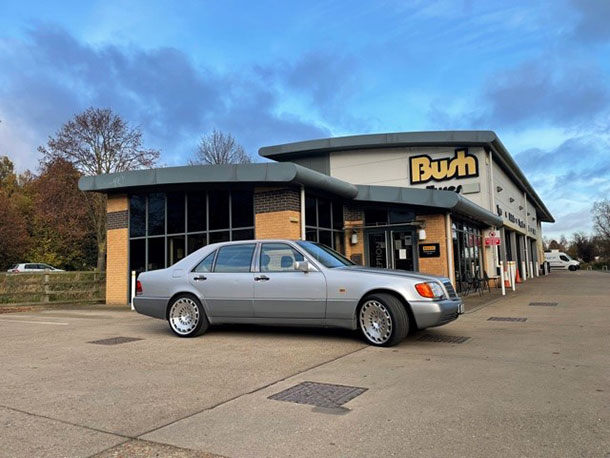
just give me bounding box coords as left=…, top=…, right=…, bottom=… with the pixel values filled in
left=0, top=319, right=69, bottom=326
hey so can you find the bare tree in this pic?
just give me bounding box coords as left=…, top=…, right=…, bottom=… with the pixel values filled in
left=39, top=107, right=160, bottom=271
left=189, top=129, right=251, bottom=165
left=593, top=199, right=610, bottom=240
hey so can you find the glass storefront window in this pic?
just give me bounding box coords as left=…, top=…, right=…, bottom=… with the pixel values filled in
left=187, top=193, right=206, bottom=233
left=130, top=190, right=254, bottom=272
left=304, top=194, right=344, bottom=252
left=129, top=195, right=146, bottom=237
left=209, top=190, right=230, bottom=230
left=148, top=193, right=165, bottom=236
left=167, top=192, right=185, bottom=234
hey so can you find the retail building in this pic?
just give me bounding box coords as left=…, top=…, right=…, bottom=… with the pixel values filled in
left=79, top=130, right=554, bottom=303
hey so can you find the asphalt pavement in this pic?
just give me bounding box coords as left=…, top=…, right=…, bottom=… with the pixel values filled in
left=0, top=270, right=608, bottom=457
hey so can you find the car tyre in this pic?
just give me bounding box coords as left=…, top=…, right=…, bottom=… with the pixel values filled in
left=568, top=265, right=577, bottom=271
left=358, top=293, right=409, bottom=347
left=167, top=294, right=209, bottom=338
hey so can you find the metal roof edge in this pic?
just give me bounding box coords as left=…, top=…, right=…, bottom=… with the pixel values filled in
left=78, top=162, right=358, bottom=199
left=354, top=184, right=503, bottom=227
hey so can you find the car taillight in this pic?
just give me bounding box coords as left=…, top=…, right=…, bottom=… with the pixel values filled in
left=136, top=280, right=143, bottom=296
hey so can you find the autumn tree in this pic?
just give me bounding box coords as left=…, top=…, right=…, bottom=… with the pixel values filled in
left=38, top=108, right=160, bottom=271
left=27, top=159, right=97, bottom=270
left=0, top=157, right=30, bottom=269
left=189, top=129, right=251, bottom=165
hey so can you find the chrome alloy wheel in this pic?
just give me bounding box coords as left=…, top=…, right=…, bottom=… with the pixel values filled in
left=359, top=300, right=393, bottom=344
left=169, top=297, right=200, bottom=335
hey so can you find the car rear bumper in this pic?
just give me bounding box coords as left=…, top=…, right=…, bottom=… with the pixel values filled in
left=410, top=298, right=464, bottom=329
left=133, top=297, right=167, bottom=320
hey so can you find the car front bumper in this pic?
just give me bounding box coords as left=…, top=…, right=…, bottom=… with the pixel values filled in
left=410, top=298, right=464, bottom=329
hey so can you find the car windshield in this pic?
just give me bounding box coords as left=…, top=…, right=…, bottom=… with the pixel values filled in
left=296, top=241, right=355, bottom=268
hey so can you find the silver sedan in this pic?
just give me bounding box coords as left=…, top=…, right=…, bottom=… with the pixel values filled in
left=133, top=240, right=464, bottom=346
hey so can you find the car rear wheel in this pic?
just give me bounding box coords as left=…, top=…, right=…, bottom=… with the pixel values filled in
left=358, top=293, right=409, bottom=347
left=168, top=295, right=209, bottom=338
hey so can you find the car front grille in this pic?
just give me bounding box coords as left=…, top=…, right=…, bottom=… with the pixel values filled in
left=443, top=281, right=459, bottom=299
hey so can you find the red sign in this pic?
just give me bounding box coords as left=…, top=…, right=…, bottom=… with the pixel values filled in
left=484, top=231, right=500, bottom=246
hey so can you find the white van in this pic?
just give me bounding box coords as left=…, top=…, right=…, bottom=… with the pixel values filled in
left=544, top=250, right=580, bottom=271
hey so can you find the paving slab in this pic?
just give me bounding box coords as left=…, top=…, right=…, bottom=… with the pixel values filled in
left=142, top=271, right=610, bottom=458
left=0, top=405, right=124, bottom=458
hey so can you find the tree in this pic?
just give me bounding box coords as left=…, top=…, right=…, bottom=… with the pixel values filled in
left=189, top=129, right=251, bottom=165
left=38, top=107, right=160, bottom=271
left=570, top=232, right=596, bottom=263
left=0, top=191, right=30, bottom=269
left=592, top=199, right=610, bottom=240
left=27, top=159, right=97, bottom=270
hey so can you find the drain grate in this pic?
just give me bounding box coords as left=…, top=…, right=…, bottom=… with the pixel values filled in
left=529, top=302, right=558, bottom=307
left=88, top=336, right=143, bottom=346
left=269, top=381, right=367, bottom=408
left=417, top=334, right=470, bottom=344
left=488, top=317, right=527, bottom=322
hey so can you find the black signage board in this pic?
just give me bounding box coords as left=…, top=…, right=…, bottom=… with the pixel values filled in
left=419, top=243, right=440, bottom=258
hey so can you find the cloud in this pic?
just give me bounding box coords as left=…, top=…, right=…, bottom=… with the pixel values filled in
left=513, top=135, right=610, bottom=238
left=0, top=25, right=349, bottom=170
left=570, top=0, right=610, bottom=43
left=478, top=59, right=609, bottom=128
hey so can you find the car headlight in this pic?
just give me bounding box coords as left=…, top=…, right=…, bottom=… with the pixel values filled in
left=415, top=282, right=445, bottom=299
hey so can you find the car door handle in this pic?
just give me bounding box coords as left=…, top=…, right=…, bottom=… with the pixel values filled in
left=193, top=275, right=207, bottom=281
left=254, top=275, right=270, bottom=282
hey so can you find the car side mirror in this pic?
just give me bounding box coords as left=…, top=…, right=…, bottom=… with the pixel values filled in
left=295, top=260, right=313, bottom=272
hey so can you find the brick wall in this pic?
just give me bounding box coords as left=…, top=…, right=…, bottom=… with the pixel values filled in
left=416, top=214, right=450, bottom=278
left=255, top=210, right=301, bottom=239
left=254, top=187, right=301, bottom=239
left=106, top=194, right=128, bottom=304
left=254, top=188, right=300, bottom=213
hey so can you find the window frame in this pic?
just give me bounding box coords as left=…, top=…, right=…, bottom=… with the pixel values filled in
left=259, top=242, right=305, bottom=273
left=211, top=243, right=257, bottom=274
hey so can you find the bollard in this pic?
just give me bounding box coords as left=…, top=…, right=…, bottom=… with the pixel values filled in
left=535, top=262, right=539, bottom=277
left=522, top=261, right=527, bottom=281
left=510, top=262, right=516, bottom=291
left=499, top=261, right=506, bottom=296
left=130, top=270, right=136, bottom=311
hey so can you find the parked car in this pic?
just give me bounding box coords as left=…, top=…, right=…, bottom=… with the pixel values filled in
left=133, top=240, right=463, bottom=346
left=544, top=250, right=580, bottom=271
left=7, top=263, right=64, bottom=273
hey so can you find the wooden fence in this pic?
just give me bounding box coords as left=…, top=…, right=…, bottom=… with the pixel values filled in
left=0, top=271, right=106, bottom=306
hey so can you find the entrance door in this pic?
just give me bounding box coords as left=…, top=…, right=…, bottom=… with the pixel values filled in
left=367, top=231, right=389, bottom=268
left=366, top=229, right=416, bottom=271
left=390, top=231, right=415, bottom=271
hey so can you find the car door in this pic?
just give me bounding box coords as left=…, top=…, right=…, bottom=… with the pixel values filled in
left=253, top=242, right=326, bottom=319
left=188, top=244, right=255, bottom=318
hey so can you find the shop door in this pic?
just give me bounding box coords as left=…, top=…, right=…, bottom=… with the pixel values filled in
left=367, top=231, right=388, bottom=268
left=390, top=230, right=415, bottom=271
left=366, top=229, right=416, bottom=271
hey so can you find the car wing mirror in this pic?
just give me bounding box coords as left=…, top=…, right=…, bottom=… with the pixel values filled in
left=295, top=260, right=314, bottom=272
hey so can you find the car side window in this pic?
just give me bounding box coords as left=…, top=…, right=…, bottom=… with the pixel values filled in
left=214, top=244, right=256, bottom=273
left=260, top=243, right=304, bottom=272
left=25, top=264, right=36, bottom=270
left=560, top=255, right=569, bottom=262
left=193, top=251, right=216, bottom=273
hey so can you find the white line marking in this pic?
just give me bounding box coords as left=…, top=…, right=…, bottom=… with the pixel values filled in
left=0, top=319, right=69, bottom=326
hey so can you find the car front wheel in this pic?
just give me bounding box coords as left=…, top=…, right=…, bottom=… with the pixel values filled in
left=358, top=293, right=409, bottom=347
left=167, top=295, right=209, bottom=338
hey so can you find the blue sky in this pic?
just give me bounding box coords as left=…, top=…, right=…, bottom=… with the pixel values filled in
left=0, top=0, right=609, bottom=239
